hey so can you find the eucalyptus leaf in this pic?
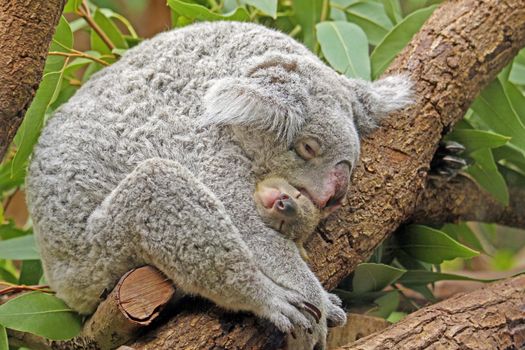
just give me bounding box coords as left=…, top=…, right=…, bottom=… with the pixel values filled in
left=466, top=148, right=509, bottom=205
left=367, top=290, right=399, bottom=318
left=370, top=5, right=436, bottom=78
left=0, top=235, right=40, bottom=260
left=0, top=292, right=81, bottom=340
left=316, top=21, right=370, bottom=80
left=45, top=16, right=73, bottom=73
left=167, top=0, right=250, bottom=22
left=378, top=0, right=403, bottom=24
left=352, top=263, right=406, bottom=294
left=471, top=79, right=525, bottom=152
left=446, top=129, right=509, bottom=152
left=293, top=0, right=324, bottom=50
left=440, top=222, right=486, bottom=254
left=19, top=260, right=44, bottom=285
left=398, top=270, right=498, bottom=285
left=0, top=325, right=7, bottom=350
left=90, top=8, right=128, bottom=55
left=244, top=0, right=277, bottom=18
left=11, top=71, right=63, bottom=177
left=345, top=1, right=393, bottom=46
left=399, top=225, right=479, bottom=264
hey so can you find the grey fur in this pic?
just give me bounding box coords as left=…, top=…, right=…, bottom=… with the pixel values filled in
left=26, top=21, right=412, bottom=349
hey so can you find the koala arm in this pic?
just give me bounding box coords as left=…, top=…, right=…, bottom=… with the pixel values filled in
left=86, top=157, right=316, bottom=333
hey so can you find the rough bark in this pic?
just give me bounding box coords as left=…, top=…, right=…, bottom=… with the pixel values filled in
left=0, top=0, right=65, bottom=160
left=413, top=176, right=525, bottom=229
left=124, top=0, right=525, bottom=348
left=339, top=274, right=525, bottom=350
left=8, top=266, right=174, bottom=350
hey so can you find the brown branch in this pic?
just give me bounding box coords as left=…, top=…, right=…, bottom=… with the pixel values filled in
left=8, top=266, right=175, bottom=350
left=48, top=51, right=110, bottom=66
left=339, top=275, right=525, bottom=349
left=412, top=175, right=525, bottom=229
left=0, top=0, right=66, bottom=160
left=78, top=1, right=116, bottom=51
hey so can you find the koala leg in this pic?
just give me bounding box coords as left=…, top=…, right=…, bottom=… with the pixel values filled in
left=325, top=292, right=347, bottom=328
left=85, top=158, right=316, bottom=333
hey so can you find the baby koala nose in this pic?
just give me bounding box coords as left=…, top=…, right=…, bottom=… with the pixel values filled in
left=274, top=194, right=297, bottom=216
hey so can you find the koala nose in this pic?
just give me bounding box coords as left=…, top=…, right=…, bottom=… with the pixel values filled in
left=275, top=194, right=297, bottom=216
left=316, top=162, right=350, bottom=209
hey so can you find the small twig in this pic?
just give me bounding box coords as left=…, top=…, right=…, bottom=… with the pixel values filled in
left=78, top=0, right=116, bottom=51
left=48, top=51, right=110, bottom=66
left=0, top=283, right=54, bottom=296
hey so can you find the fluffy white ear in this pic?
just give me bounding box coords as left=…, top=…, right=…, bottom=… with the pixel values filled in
left=350, top=74, right=414, bottom=134
left=202, top=54, right=310, bottom=144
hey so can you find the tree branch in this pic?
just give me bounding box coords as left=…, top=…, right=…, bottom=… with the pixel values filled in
left=339, top=275, right=525, bottom=349
left=412, top=175, right=525, bottom=229
left=0, top=0, right=66, bottom=160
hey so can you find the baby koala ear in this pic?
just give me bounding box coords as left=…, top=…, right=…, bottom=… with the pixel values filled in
left=349, top=74, right=414, bottom=134
left=202, top=53, right=310, bottom=144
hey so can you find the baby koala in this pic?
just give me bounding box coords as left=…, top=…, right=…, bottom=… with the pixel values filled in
left=254, top=177, right=322, bottom=260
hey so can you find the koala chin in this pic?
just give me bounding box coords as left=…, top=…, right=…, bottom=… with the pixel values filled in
left=26, top=21, right=412, bottom=349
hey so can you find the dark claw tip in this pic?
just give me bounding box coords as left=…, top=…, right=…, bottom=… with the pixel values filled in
left=307, top=328, right=313, bottom=334
left=290, top=331, right=297, bottom=339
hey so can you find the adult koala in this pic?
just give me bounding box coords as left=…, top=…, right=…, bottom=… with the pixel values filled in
left=26, top=22, right=411, bottom=349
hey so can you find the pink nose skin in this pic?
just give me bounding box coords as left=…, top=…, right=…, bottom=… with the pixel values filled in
left=257, top=187, right=282, bottom=209
left=312, top=163, right=350, bottom=209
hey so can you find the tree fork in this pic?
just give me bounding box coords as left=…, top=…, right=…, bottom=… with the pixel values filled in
left=0, top=0, right=66, bottom=160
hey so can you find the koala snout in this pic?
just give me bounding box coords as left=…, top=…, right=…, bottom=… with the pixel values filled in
left=311, top=163, right=350, bottom=209
left=275, top=194, right=297, bottom=216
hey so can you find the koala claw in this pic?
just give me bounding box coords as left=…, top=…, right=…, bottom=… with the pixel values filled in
left=303, top=302, right=322, bottom=324
left=324, top=292, right=346, bottom=328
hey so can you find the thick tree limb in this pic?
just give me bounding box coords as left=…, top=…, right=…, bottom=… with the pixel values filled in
left=124, top=0, right=525, bottom=348
left=0, top=0, right=65, bottom=160
left=8, top=266, right=174, bottom=350
left=412, top=176, right=525, bottom=229
left=339, top=274, right=525, bottom=350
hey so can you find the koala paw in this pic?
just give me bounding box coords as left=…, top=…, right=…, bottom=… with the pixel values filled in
left=325, top=293, right=347, bottom=328
left=261, top=288, right=322, bottom=334
left=429, top=140, right=467, bottom=180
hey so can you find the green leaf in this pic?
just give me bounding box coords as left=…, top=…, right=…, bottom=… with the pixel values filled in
left=446, top=129, right=509, bottom=152
left=500, top=77, right=525, bottom=125
left=0, top=267, right=17, bottom=284
left=405, top=284, right=436, bottom=301
left=64, top=0, right=82, bottom=13
left=0, top=292, right=81, bottom=340
left=90, top=9, right=128, bottom=55
left=352, top=263, right=406, bottom=294
left=0, top=221, right=30, bottom=240
left=244, top=0, right=277, bottom=18
left=399, top=225, right=479, bottom=264
left=0, top=325, right=7, bottom=350
left=367, top=290, right=399, bottom=318
left=167, top=0, right=250, bottom=22
left=45, top=16, right=73, bottom=73
left=19, top=260, right=43, bottom=285
left=316, top=21, right=370, bottom=80
left=471, top=79, right=525, bottom=152
left=11, top=71, right=63, bottom=176
left=293, top=0, right=324, bottom=50
left=378, top=0, right=403, bottom=24
left=370, top=5, right=436, bottom=79
left=440, top=222, right=486, bottom=254
left=345, top=1, right=393, bottom=46
left=466, top=148, right=509, bottom=205
left=398, top=270, right=498, bottom=285
left=0, top=235, right=40, bottom=260
left=387, top=311, right=406, bottom=323
left=100, top=8, right=139, bottom=38
left=509, top=49, right=525, bottom=85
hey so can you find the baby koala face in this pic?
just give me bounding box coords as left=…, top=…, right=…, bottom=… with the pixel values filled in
left=254, top=177, right=321, bottom=244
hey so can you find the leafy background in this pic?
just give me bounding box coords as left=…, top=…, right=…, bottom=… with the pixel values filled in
left=0, top=0, right=524, bottom=346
